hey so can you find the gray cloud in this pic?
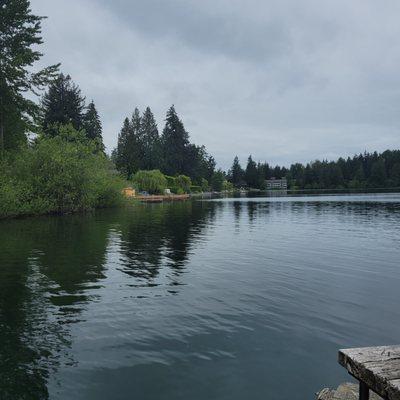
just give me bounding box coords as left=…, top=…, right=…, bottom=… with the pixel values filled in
left=31, top=0, right=400, bottom=169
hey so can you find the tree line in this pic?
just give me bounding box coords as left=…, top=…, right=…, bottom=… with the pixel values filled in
left=2, top=0, right=400, bottom=219
left=227, top=151, right=400, bottom=190
left=112, top=105, right=217, bottom=187
left=0, top=0, right=122, bottom=218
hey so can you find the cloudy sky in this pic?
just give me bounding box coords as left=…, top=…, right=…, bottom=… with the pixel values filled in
left=31, top=0, right=400, bottom=169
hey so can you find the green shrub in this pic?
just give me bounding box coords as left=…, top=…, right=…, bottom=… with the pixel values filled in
left=165, top=175, right=176, bottom=188
left=200, top=178, right=209, bottom=192
left=190, top=185, right=202, bottom=193
left=210, top=170, right=225, bottom=191
left=222, top=180, right=233, bottom=191
left=0, top=125, right=125, bottom=218
left=161, top=174, right=192, bottom=193
left=175, top=175, right=192, bottom=193
left=132, top=170, right=167, bottom=194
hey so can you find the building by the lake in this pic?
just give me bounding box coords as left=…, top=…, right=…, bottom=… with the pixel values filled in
left=266, top=178, right=287, bottom=190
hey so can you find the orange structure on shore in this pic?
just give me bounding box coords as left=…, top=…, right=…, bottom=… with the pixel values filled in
left=122, top=187, right=136, bottom=197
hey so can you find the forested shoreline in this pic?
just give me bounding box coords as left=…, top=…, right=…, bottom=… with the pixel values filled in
left=227, top=151, right=400, bottom=190
left=1, top=0, right=399, bottom=219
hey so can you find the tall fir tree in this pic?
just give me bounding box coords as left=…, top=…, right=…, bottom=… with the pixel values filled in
left=41, top=74, right=85, bottom=136
left=184, top=144, right=215, bottom=184
left=161, top=105, right=190, bottom=176
left=0, top=0, right=59, bottom=154
left=139, top=107, right=159, bottom=170
left=230, top=156, right=244, bottom=187
left=369, top=159, right=387, bottom=188
left=114, top=108, right=142, bottom=178
left=115, top=117, right=132, bottom=177
left=245, top=155, right=258, bottom=188
left=83, top=101, right=104, bottom=152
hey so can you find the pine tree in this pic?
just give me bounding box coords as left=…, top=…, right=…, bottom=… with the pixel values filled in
left=83, top=101, right=104, bottom=152
left=369, top=159, right=387, bottom=188
left=185, top=144, right=215, bottom=183
left=131, top=107, right=141, bottom=138
left=211, top=169, right=225, bottom=192
left=161, top=105, right=190, bottom=176
left=196, top=145, right=215, bottom=182
left=139, top=107, right=159, bottom=170
left=245, top=155, right=258, bottom=188
left=114, top=108, right=141, bottom=178
left=41, top=74, right=85, bottom=136
left=115, top=118, right=131, bottom=177
left=230, top=156, right=244, bottom=187
left=0, top=0, right=59, bottom=154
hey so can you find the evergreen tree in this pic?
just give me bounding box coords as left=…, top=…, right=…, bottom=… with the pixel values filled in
left=257, top=162, right=268, bottom=189
left=0, top=0, right=59, bottom=154
left=245, top=155, right=258, bottom=188
left=83, top=101, right=104, bottom=152
left=390, top=163, right=400, bottom=186
left=288, top=163, right=305, bottom=188
left=211, top=169, right=225, bottom=192
left=230, top=156, right=244, bottom=187
left=197, top=146, right=216, bottom=182
left=115, top=118, right=132, bottom=177
left=369, top=159, right=387, bottom=188
left=139, top=107, right=160, bottom=170
left=161, top=105, right=190, bottom=176
left=114, top=108, right=141, bottom=178
left=186, top=144, right=215, bottom=183
left=131, top=107, right=142, bottom=138
left=41, top=74, right=85, bottom=136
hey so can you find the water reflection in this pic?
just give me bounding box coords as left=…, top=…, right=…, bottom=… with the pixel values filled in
left=0, top=215, right=112, bottom=399
left=115, top=202, right=214, bottom=286
left=0, top=195, right=400, bottom=400
left=0, top=202, right=215, bottom=399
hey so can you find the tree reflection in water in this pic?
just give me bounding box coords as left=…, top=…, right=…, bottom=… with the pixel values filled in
left=0, top=201, right=215, bottom=399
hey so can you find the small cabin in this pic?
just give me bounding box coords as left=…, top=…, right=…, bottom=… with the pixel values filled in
left=122, top=187, right=136, bottom=198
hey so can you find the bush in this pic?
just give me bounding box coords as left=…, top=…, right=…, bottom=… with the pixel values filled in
left=222, top=180, right=233, bottom=191
left=165, top=175, right=176, bottom=188
left=200, top=178, right=209, bottom=192
left=0, top=125, right=125, bottom=218
left=162, top=174, right=192, bottom=193
left=175, top=175, right=192, bottom=193
left=190, top=185, right=202, bottom=193
left=132, top=170, right=167, bottom=194
left=210, top=170, right=225, bottom=191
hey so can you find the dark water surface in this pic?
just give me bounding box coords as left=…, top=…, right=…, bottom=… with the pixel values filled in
left=1, top=193, right=400, bottom=400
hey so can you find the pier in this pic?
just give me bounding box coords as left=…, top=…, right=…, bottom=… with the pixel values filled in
left=136, top=194, right=190, bottom=203
left=338, top=345, right=400, bottom=400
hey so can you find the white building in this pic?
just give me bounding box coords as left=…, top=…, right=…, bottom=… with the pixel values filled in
left=266, top=178, right=287, bottom=190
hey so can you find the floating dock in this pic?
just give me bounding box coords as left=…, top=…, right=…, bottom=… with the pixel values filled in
left=136, top=194, right=190, bottom=203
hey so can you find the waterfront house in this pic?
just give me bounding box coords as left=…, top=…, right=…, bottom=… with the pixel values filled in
left=266, top=178, right=287, bottom=190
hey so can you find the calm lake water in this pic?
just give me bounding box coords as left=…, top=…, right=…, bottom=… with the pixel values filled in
left=1, top=193, right=400, bottom=400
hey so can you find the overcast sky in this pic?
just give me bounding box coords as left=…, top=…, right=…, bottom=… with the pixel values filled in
left=31, top=0, right=400, bottom=169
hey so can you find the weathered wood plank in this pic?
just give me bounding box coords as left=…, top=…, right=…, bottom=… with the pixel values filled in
left=387, top=381, right=400, bottom=400
left=339, top=346, right=400, bottom=400
left=340, top=347, right=400, bottom=363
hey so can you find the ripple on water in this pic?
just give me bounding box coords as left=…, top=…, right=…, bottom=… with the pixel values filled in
left=0, top=194, right=400, bottom=399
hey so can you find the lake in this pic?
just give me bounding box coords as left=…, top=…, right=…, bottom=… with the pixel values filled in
left=1, top=193, right=400, bottom=400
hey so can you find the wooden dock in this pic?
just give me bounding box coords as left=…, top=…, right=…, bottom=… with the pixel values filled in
left=339, top=345, right=400, bottom=400
left=136, top=194, right=190, bottom=203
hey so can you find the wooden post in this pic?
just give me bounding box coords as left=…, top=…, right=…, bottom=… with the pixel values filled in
left=359, top=381, right=369, bottom=400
